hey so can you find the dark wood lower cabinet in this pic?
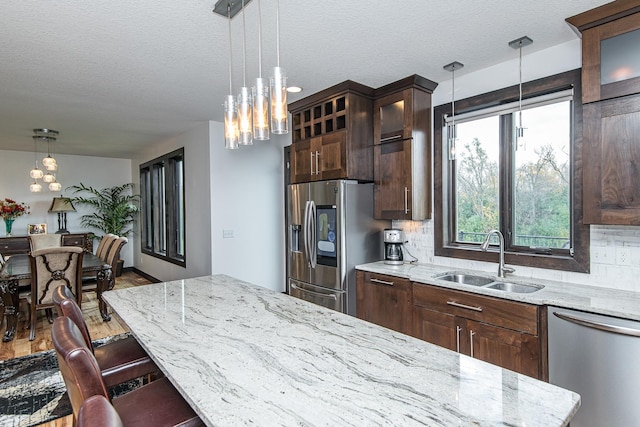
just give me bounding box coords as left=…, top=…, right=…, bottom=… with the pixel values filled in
left=412, top=283, right=547, bottom=381
left=356, top=271, right=547, bottom=381
left=356, top=271, right=413, bottom=335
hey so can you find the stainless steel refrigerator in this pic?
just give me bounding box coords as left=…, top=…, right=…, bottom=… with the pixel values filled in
left=287, top=180, right=387, bottom=316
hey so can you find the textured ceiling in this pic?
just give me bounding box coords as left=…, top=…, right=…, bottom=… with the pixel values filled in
left=0, top=0, right=610, bottom=158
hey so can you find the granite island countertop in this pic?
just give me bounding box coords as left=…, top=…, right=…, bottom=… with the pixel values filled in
left=356, top=261, right=640, bottom=321
left=104, top=274, right=579, bottom=427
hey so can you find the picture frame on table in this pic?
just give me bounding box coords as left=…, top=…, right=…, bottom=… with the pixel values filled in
left=28, top=223, right=47, bottom=235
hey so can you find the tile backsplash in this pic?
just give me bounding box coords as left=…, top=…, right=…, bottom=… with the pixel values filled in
left=393, top=220, right=640, bottom=293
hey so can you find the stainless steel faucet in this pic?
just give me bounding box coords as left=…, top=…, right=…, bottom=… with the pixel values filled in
left=480, top=229, right=515, bottom=278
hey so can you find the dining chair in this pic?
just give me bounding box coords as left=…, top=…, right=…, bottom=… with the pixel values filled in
left=28, top=234, right=62, bottom=251
left=95, top=234, right=117, bottom=261
left=25, top=246, right=84, bottom=341
left=80, top=236, right=127, bottom=314
left=52, top=316, right=204, bottom=427
left=52, top=285, right=158, bottom=388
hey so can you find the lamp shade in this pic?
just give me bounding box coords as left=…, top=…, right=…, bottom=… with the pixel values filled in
left=48, top=197, right=76, bottom=213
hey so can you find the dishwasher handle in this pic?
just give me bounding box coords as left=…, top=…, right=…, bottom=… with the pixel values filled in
left=553, top=311, right=640, bottom=338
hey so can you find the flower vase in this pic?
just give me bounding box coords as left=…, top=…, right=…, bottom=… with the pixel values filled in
left=4, top=218, right=14, bottom=236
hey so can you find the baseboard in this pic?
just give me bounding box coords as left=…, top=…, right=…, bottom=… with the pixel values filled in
left=124, top=267, right=162, bottom=283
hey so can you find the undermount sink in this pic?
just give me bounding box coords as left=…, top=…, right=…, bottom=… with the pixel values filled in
left=433, top=272, right=544, bottom=293
left=435, top=273, right=494, bottom=287
left=486, top=282, right=544, bottom=294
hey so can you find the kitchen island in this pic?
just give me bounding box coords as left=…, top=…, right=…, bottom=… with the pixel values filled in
left=103, top=274, right=579, bottom=427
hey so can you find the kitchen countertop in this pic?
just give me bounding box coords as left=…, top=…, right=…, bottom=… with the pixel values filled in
left=356, top=261, right=640, bottom=321
left=104, top=274, right=580, bottom=427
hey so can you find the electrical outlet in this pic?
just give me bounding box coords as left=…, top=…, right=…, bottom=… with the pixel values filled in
left=223, top=229, right=234, bottom=238
left=616, top=247, right=631, bottom=265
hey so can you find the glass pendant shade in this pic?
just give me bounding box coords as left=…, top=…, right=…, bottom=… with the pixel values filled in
left=42, top=155, right=56, bottom=168
left=49, top=181, right=62, bottom=192
left=238, top=87, right=253, bottom=145
left=224, top=94, right=240, bottom=149
left=45, top=159, right=58, bottom=171
left=30, top=182, right=42, bottom=192
left=252, top=77, right=270, bottom=140
left=43, top=172, right=56, bottom=183
left=270, top=66, right=288, bottom=134
left=447, top=123, right=457, bottom=161
left=30, top=166, right=44, bottom=179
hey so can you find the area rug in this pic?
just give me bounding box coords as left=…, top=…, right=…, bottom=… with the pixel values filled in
left=0, top=333, right=144, bottom=427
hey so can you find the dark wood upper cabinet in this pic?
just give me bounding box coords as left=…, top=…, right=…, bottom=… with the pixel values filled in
left=567, top=0, right=640, bottom=104
left=568, top=1, right=640, bottom=224
left=288, top=81, right=374, bottom=184
left=373, top=75, right=437, bottom=220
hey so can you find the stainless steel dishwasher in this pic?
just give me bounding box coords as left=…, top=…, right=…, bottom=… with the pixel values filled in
left=548, top=306, right=640, bottom=427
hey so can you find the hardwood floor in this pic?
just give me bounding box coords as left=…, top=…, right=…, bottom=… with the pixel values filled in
left=0, top=271, right=153, bottom=427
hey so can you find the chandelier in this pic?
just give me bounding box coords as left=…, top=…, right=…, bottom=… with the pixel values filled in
left=213, top=0, right=290, bottom=150
left=30, top=128, right=62, bottom=192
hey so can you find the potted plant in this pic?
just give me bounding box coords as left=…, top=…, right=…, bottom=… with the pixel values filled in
left=67, top=183, right=140, bottom=276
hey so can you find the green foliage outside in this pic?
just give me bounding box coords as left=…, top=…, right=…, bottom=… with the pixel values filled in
left=67, top=183, right=140, bottom=238
left=456, top=138, right=570, bottom=249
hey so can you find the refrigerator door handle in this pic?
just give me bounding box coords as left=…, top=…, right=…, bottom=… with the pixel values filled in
left=302, top=201, right=311, bottom=267
left=309, top=200, right=317, bottom=268
left=553, top=311, right=640, bottom=337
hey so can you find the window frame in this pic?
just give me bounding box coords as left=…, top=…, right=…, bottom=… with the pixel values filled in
left=434, top=69, right=590, bottom=273
left=139, top=148, right=186, bottom=267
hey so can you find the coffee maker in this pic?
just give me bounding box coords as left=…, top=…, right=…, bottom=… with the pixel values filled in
left=383, top=229, right=404, bottom=265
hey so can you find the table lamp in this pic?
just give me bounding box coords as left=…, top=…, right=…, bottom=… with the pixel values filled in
left=49, top=197, right=76, bottom=234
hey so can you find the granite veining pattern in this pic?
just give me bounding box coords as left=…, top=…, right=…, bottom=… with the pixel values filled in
left=104, top=275, right=579, bottom=427
left=356, top=261, right=640, bottom=321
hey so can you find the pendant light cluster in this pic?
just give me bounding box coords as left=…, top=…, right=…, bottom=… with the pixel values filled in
left=509, top=36, right=533, bottom=151
left=214, top=0, right=289, bottom=150
left=29, top=128, right=62, bottom=192
left=443, top=61, right=463, bottom=161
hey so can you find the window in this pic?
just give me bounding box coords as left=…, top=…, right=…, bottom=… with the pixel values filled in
left=434, top=70, right=589, bottom=273
left=140, top=148, right=185, bottom=266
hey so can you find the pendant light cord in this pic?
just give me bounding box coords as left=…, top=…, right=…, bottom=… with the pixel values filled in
left=241, top=0, right=247, bottom=87
left=227, top=4, right=233, bottom=95
left=257, top=0, right=263, bottom=78
left=518, top=43, right=523, bottom=128
left=276, top=0, right=280, bottom=67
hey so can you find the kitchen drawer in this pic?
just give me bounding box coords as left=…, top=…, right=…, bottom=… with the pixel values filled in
left=413, top=283, right=539, bottom=335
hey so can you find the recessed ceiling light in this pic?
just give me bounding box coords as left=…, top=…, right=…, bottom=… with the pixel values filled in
left=287, top=86, right=302, bottom=93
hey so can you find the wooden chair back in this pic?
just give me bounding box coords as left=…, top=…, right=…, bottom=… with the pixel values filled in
left=28, top=247, right=84, bottom=340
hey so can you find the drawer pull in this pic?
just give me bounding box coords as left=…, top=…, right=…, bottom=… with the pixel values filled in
left=446, top=300, right=483, bottom=312
left=370, top=278, right=394, bottom=286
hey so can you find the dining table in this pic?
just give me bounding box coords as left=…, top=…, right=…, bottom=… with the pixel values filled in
left=103, top=274, right=580, bottom=427
left=0, top=252, right=112, bottom=342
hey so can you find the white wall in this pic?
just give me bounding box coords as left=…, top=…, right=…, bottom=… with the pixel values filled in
left=209, top=121, right=288, bottom=292
left=0, top=150, right=134, bottom=264
left=131, top=123, right=213, bottom=282
left=397, top=39, right=640, bottom=293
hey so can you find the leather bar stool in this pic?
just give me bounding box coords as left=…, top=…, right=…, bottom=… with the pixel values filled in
left=52, top=285, right=158, bottom=388
left=78, top=395, right=123, bottom=427
left=52, top=316, right=204, bottom=427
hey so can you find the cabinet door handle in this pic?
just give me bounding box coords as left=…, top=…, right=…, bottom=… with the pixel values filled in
left=370, top=278, right=394, bottom=286
left=470, top=330, right=476, bottom=358
left=456, top=326, right=461, bottom=353
left=446, top=301, right=483, bottom=312
left=315, top=150, right=320, bottom=175
left=310, top=152, right=315, bottom=175
left=404, top=187, right=409, bottom=214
